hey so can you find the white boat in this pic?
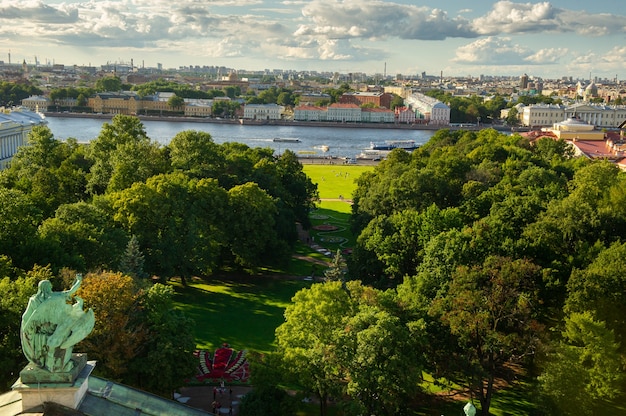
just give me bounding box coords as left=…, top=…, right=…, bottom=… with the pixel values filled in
left=357, top=149, right=389, bottom=160
left=314, top=145, right=330, bottom=152
left=369, top=140, right=419, bottom=151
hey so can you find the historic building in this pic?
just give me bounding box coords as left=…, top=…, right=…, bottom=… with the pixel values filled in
left=21, top=95, right=50, bottom=112
left=361, top=107, right=395, bottom=123
left=395, top=106, right=417, bottom=124
left=326, top=103, right=362, bottom=122
left=338, top=92, right=393, bottom=109
left=243, top=103, right=284, bottom=120
left=0, top=107, right=47, bottom=169
left=520, top=103, right=626, bottom=128
left=405, top=92, right=450, bottom=125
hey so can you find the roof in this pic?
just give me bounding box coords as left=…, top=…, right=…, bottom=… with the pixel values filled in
left=0, top=375, right=213, bottom=416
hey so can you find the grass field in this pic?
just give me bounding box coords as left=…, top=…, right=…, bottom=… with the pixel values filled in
left=303, top=164, right=373, bottom=201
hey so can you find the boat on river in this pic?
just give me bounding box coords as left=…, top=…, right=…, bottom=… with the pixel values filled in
left=273, top=137, right=301, bottom=143
left=369, top=140, right=419, bottom=151
left=357, top=149, right=388, bottom=161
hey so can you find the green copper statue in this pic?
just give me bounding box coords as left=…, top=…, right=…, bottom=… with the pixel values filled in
left=21, top=275, right=95, bottom=373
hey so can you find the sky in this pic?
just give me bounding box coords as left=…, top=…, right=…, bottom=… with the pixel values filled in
left=1, top=0, right=625, bottom=79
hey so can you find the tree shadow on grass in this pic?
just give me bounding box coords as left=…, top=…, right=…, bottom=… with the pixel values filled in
left=171, top=277, right=309, bottom=353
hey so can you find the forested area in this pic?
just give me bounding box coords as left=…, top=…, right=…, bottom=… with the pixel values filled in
left=0, top=115, right=317, bottom=393
left=270, top=129, right=626, bottom=415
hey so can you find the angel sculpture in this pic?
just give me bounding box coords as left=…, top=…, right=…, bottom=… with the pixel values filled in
left=21, top=275, right=95, bottom=373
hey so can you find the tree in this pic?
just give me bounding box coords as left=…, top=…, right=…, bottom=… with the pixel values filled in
left=0, top=261, right=39, bottom=390
left=94, top=76, right=122, bottom=92
left=38, top=201, right=127, bottom=271
left=2, top=127, right=89, bottom=215
left=167, top=94, right=185, bottom=111
left=77, top=272, right=147, bottom=380
left=118, top=235, right=148, bottom=280
left=538, top=312, right=623, bottom=415
left=275, top=281, right=355, bottom=416
left=323, top=249, right=345, bottom=282
left=87, top=115, right=166, bottom=194
left=565, top=241, right=626, bottom=352
left=129, top=284, right=197, bottom=396
left=110, top=173, right=228, bottom=282
left=340, top=303, right=422, bottom=415
left=0, top=188, right=43, bottom=269
left=226, top=182, right=278, bottom=268
left=238, top=385, right=298, bottom=416
left=168, top=130, right=223, bottom=178
left=505, top=106, right=519, bottom=126
left=429, top=256, right=542, bottom=415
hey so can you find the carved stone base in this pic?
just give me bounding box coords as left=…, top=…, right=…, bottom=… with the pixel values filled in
left=12, top=355, right=95, bottom=411
left=19, top=353, right=88, bottom=384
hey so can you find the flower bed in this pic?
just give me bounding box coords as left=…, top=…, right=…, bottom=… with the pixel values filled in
left=310, top=214, right=329, bottom=220
left=319, top=236, right=346, bottom=243
left=312, top=224, right=339, bottom=231
left=194, top=345, right=250, bottom=382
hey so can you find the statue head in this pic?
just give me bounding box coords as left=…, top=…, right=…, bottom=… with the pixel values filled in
left=38, top=280, right=53, bottom=297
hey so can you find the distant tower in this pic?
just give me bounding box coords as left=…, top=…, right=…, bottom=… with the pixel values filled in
left=520, top=73, right=529, bottom=89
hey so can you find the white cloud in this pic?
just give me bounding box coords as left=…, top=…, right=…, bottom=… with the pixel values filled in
left=525, top=48, right=569, bottom=64
left=453, top=36, right=570, bottom=67
left=473, top=1, right=625, bottom=37
left=297, top=0, right=475, bottom=41
left=453, top=37, right=532, bottom=65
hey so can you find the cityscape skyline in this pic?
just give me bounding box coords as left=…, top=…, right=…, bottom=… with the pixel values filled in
left=1, top=1, right=624, bottom=80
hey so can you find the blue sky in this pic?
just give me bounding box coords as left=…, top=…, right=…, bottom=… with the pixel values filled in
left=1, top=0, right=624, bottom=79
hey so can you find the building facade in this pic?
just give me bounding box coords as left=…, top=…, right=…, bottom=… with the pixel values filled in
left=520, top=103, right=626, bottom=128
left=21, top=96, right=50, bottom=112
left=405, top=92, right=450, bottom=125
left=243, top=104, right=284, bottom=120
left=361, top=108, right=395, bottom=123
left=326, top=103, right=361, bottom=122
left=0, top=107, right=48, bottom=169
left=338, top=92, right=393, bottom=109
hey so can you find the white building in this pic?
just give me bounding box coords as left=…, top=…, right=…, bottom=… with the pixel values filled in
left=520, top=103, right=626, bottom=128
left=0, top=107, right=48, bottom=169
left=243, top=104, right=284, bottom=120
left=293, top=105, right=326, bottom=121
left=326, top=103, right=361, bottom=122
left=361, top=108, right=395, bottom=123
left=520, top=104, right=566, bottom=128
left=405, top=92, right=450, bottom=125
left=564, top=103, right=626, bottom=129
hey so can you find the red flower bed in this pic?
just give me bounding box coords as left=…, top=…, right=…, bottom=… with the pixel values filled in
left=312, top=224, right=339, bottom=231
left=194, top=345, right=250, bottom=382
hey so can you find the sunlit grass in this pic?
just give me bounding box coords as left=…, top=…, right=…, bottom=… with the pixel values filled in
left=171, top=277, right=310, bottom=353
left=303, top=164, right=373, bottom=200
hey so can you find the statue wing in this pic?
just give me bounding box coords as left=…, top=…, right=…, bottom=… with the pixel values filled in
left=59, top=309, right=95, bottom=350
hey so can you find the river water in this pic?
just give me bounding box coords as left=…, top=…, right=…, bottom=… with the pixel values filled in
left=44, top=116, right=435, bottom=159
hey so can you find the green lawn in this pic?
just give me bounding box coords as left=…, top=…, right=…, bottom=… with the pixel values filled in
left=303, top=164, right=373, bottom=201
left=171, top=277, right=310, bottom=353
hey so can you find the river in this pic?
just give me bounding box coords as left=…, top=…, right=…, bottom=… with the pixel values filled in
left=44, top=116, right=435, bottom=159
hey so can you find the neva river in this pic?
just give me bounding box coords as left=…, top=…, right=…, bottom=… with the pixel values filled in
left=45, top=116, right=435, bottom=159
